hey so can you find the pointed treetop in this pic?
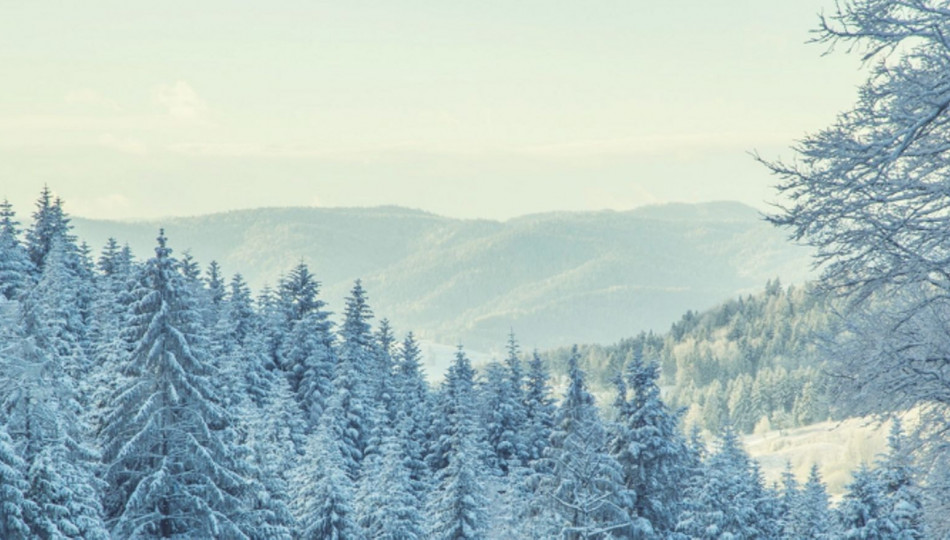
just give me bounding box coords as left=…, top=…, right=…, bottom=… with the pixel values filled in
left=506, top=330, right=520, bottom=361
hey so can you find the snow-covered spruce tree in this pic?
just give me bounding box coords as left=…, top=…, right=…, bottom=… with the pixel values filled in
left=86, top=238, right=136, bottom=432
left=748, top=461, right=781, bottom=539
left=21, top=235, right=90, bottom=392
left=0, top=422, right=35, bottom=539
left=24, top=186, right=72, bottom=273
left=427, top=347, right=489, bottom=540
left=100, top=230, right=250, bottom=538
left=277, top=261, right=322, bottom=327
left=282, top=308, right=336, bottom=428
left=329, top=280, right=375, bottom=479
left=263, top=261, right=327, bottom=380
left=787, top=464, right=835, bottom=540
left=760, top=1, right=950, bottom=527
left=523, top=350, right=555, bottom=465
left=0, top=199, right=33, bottom=300
left=537, top=346, right=637, bottom=539
left=205, top=261, right=226, bottom=313
left=478, top=360, right=527, bottom=476
left=0, top=335, right=108, bottom=540
left=292, top=425, right=362, bottom=540
left=356, top=423, right=425, bottom=540
left=876, top=419, right=926, bottom=539
left=675, top=425, right=763, bottom=539
left=428, top=346, right=484, bottom=475
left=777, top=462, right=800, bottom=536
left=394, top=332, right=433, bottom=505
left=214, top=274, right=299, bottom=539
left=368, top=318, right=397, bottom=421
left=609, top=354, right=690, bottom=537
left=838, top=464, right=898, bottom=539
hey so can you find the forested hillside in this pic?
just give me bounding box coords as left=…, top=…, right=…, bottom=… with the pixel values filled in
left=0, top=188, right=930, bottom=538
left=544, top=280, right=842, bottom=435
left=71, top=201, right=813, bottom=350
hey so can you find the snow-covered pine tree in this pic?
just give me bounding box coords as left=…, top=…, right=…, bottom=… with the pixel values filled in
left=609, top=354, right=690, bottom=537
left=0, top=422, right=35, bottom=539
left=21, top=235, right=90, bottom=391
left=876, top=419, right=926, bottom=539
left=675, top=425, right=761, bottom=539
left=206, top=260, right=226, bottom=309
left=394, top=332, right=433, bottom=505
left=478, top=360, right=526, bottom=476
left=85, top=238, right=136, bottom=432
left=538, top=346, right=635, bottom=539
left=356, top=423, right=425, bottom=540
left=24, top=187, right=73, bottom=272
left=427, top=347, right=489, bottom=540
left=523, top=350, right=555, bottom=465
left=789, top=464, right=834, bottom=540
left=0, top=335, right=108, bottom=540
left=330, top=280, right=376, bottom=479
left=100, top=230, right=250, bottom=538
left=214, top=274, right=298, bottom=540
left=282, top=308, right=336, bottom=427
left=277, top=261, right=322, bottom=327
left=777, top=461, right=799, bottom=536
left=838, top=464, right=898, bottom=539
left=0, top=199, right=33, bottom=300
left=292, top=425, right=362, bottom=540
left=749, top=461, right=781, bottom=539
left=370, top=319, right=397, bottom=414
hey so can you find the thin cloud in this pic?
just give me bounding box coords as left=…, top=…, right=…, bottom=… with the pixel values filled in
left=156, top=81, right=207, bottom=121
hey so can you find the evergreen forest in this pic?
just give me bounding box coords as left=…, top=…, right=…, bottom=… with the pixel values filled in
left=0, top=187, right=932, bottom=538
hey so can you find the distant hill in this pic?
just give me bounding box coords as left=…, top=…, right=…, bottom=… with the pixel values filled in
left=72, top=201, right=814, bottom=350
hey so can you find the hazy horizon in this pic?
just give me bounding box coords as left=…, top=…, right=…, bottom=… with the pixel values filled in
left=2, top=1, right=863, bottom=222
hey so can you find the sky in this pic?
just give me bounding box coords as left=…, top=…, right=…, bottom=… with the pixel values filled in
left=0, top=1, right=865, bottom=221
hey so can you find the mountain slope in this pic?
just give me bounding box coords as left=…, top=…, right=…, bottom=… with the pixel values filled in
left=72, top=201, right=813, bottom=349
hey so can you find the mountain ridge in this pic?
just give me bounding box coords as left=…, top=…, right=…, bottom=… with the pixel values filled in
left=71, top=201, right=813, bottom=350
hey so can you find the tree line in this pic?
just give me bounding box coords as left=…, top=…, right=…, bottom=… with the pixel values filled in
left=0, top=187, right=928, bottom=538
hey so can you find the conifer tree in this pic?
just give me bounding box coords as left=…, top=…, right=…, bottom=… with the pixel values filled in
left=356, top=426, right=425, bottom=540
left=21, top=236, right=89, bottom=385
left=214, top=274, right=299, bottom=540
left=277, top=262, right=322, bottom=327
left=282, top=309, right=336, bottom=427
left=523, top=350, right=555, bottom=464
left=791, top=465, right=834, bottom=540
left=25, top=187, right=73, bottom=272
left=838, top=464, right=897, bottom=539
left=428, top=347, right=489, bottom=540
left=86, top=239, right=136, bottom=431
left=778, top=462, right=800, bottom=536
left=676, top=425, right=761, bottom=539
left=539, top=346, right=635, bottom=539
left=0, top=423, right=35, bottom=539
left=206, top=260, right=226, bottom=308
left=394, top=332, right=433, bottom=504
left=330, top=280, right=376, bottom=479
left=370, top=318, right=397, bottom=422
left=479, top=360, right=527, bottom=475
left=876, top=419, right=926, bottom=539
left=293, top=426, right=362, bottom=540
left=0, top=199, right=33, bottom=300
left=609, top=354, right=690, bottom=536
left=100, top=230, right=250, bottom=538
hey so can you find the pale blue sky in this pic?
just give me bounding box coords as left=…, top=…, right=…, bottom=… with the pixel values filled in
left=0, top=1, right=862, bottom=220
